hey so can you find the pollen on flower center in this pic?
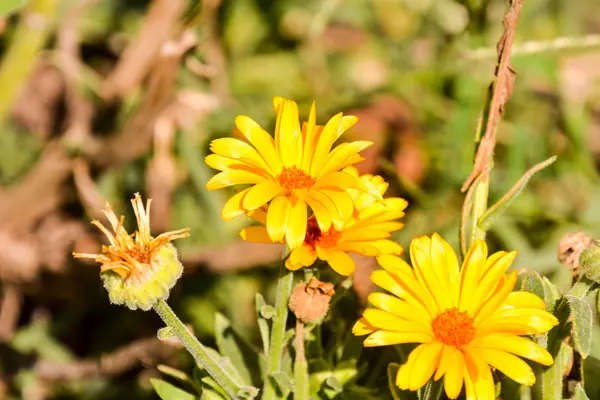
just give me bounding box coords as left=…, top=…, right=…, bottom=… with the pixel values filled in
left=431, top=307, right=475, bottom=347
left=304, top=218, right=341, bottom=249
left=277, top=166, right=315, bottom=190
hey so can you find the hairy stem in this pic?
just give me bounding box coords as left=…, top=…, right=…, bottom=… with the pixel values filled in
left=153, top=299, right=241, bottom=399
left=293, top=320, right=309, bottom=400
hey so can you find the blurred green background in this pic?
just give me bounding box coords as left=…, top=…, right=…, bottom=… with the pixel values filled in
left=1, top=0, right=600, bottom=398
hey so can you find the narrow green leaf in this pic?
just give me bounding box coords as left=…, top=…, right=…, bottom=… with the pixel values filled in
left=0, top=0, right=26, bottom=15
left=565, top=295, right=593, bottom=358
left=255, top=293, right=271, bottom=355
left=157, top=364, right=191, bottom=383
left=573, top=382, right=590, bottom=400
left=460, top=173, right=486, bottom=257
left=151, top=378, right=197, bottom=400
left=541, top=277, right=561, bottom=312
left=214, top=312, right=254, bottom=385
left=478, top=156, right=557, bottom=231
left=521, top=272, right=545, bottom=300
left=201, top=346, right=247, bottom=388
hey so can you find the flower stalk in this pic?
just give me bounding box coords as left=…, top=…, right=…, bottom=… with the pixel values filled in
left=293, top=320, right=309, bottom=400
left=261, top=266, right=294, bottom=399
left=153, top=299, right=243, bottom=399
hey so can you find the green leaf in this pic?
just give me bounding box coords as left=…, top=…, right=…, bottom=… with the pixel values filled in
left=214, top=312, right=255, bottom=385
left=0, top=0, right=26, bottom=16
left=478, top=156, right=556, bottom=231
left=521, top=271, right=561, bottom=312
left=255, top=293, right=271, bottom=355
left=151, top=378, right=197, bottom=400
left=157, top=365, right=191, bottom=383
left=269, top=371, right=293, bottom=397
left=541, top=276, right=561, bottom=312
left=565, top=295, right=593, bottom=358
left=532, top=342, right=572, bottom=400
left=573, top=383, right=590, bottom=400
left=157, top=326, right=175, bottom=340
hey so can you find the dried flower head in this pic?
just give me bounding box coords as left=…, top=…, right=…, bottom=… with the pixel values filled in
left=73, top=193, right=190, bottom=310
left=289, top=277, right=335, bottom=323
left=557, top=231, right=594, bottom=275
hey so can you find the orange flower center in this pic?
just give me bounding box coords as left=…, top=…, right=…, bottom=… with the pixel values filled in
left=305, top=217, right=341, bottom=249
left=277, top=166, right=315, bottom=190
left=431, top=307, right=475, bottom=347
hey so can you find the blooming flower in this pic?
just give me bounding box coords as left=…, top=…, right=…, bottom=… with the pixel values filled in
left=240, top=169, right=407, bottom=275
left=353, top=234, right=558, bottom=399
left=73, top=193, right=190, bottom=310
left=205, top=96, right=377, bottom=249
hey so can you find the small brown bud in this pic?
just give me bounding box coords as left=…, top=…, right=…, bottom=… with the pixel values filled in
left=558, top=231, right=595, bottom=275
left=289, top=277, right=335, bottom=323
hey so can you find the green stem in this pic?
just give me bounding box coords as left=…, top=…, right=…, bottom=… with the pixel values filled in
left=153, top=299, right=241, bottom=399
left=294, top=320, right=310, bottom=400
left=470, top=176, right=489, bottom=243
left=0, top=0, right=58, bottom=123
left=262, top=266, right=294, bottom=399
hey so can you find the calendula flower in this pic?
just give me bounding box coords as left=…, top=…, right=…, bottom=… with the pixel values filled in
left=353, top=234, right=558, bottom=399
left=73, top=193, right=189, bottom=311
left=205, top=96, right=378, bottom=249
left=240, top=169, right=407, bottom=275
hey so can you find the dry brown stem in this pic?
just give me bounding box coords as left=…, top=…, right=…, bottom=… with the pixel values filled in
left=461, top=0, right=523, bottom=193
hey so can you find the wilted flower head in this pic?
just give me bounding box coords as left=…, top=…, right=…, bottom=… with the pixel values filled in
left=205, top=96, right=379, bottom=249
left=73, top=193, right=190, bottom=310
left=353, top=234, right=558, bottom=399
left=241, top=168, right=407, bottom=276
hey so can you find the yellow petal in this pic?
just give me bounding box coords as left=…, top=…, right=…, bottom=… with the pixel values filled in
left=467, top=251, right=517, bottom=315
left=475, top=271, right=518, bottom=324
left=396, top=344, right=427, bottom=390
left=472, top=333, right=553, bottom=366
left=312, top=171, right=359, bottom=190
left=373, top=256, right=435, bottom=317
left=221, top=188, right=251, bottom=220
left=305, top=197, right=332, bottom=232
left=369, top=240, right=404, bottom=255
left=481, top=348, right=535, bottom=385
left=300, top=101, right=317, bottom=170
left=266, top=196, right=291, bottom=242
left=275, top=99, right=302, bottom=167
left=242, top=180, right=283, bottom=210
left=458, top=240, right=488, bottom=311
left=210, top=137, right=272, bottom=172
left=367, top=292, right=431, bottom=325
left=206, top=170, right=266, bottom=190
left=407, top=342, right=444, bottom=391
left=410, top=235, right=449, bottom=310
left=441, top=347, right=465, bottom=399
left=289, top=245, right=317, bottom=268
left=240, top=226, right=273, bottom=243
left=364, top=330, right=431, bottom=347
left=320, top=188, right=354, bottom=227
left=318, top=141, right=373, bottom=177
left=234, top=115, right=283, bottom=174
left=205, top=154, right=252, bottom=171
left=478, top=308, right=559, bottom=336
left=337, top=242, right=380, bottom=256
left=310, top=113, right=343, bottom=176
left=341, top=228, right=390, bottom=242
left=352, top=317, right=376, bottom=336
left=317, top=247, right=355, bottom=276
left=503, top=291, right=546, bottom=310
left=285, top=258, right=304, bottom=271
left=285, top=200, right=307, bottom=249
left=463, top=346, right=495, bottom=400
left=362, top=309, right=430, bottom=334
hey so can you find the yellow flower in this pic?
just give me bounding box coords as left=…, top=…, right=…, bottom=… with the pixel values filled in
left=205, top=96, right=377, bottom=249
left=353, top=234, right=558, bottom=399
left=240, top=169, right=407, bottom=276
left=73, top=193, right=190, bottom=310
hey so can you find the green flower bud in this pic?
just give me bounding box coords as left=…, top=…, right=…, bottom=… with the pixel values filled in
left=73, top=193, right=189, bottom=310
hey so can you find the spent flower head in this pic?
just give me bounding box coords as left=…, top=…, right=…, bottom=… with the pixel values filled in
left=205, top=96, right=380, bottom=249
left=241, top=168, right=407, bottom=275
left=353, top=234, right=558, bottom=399
left=73, top=193, right=190, bottom=310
